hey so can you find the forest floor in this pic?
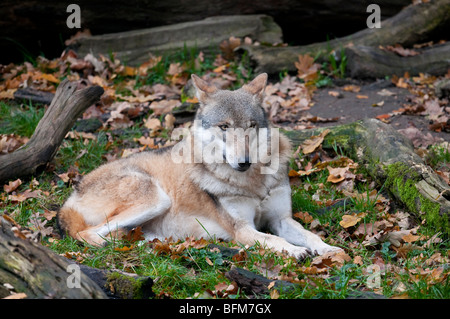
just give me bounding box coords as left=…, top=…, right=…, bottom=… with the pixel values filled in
left=0, top=38, right=449, bottom=299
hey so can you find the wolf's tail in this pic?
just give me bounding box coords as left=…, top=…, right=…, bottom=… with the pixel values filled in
left=57, top=206, right=87, bottom=239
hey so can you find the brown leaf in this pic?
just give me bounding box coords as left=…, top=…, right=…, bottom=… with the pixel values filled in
left=122, top=226, right=145, bottom=243
left=326, top=167, right=347, bottom=183
left=343, top=85, right=361, bottom=92
left=3, top=179, right=22, bottom=193
left=401, top=233, right=420, bottom=243
left=293, top=211, right=314, bottom=224
left=300, top=129, right=330, bottom=154
left=219, top=36, right=241, bottom=60
left=383, top=44, right=420, bottom=57
left=295, top=54, right=320, bottom=81
left=149, top=100, right=181, bottom=116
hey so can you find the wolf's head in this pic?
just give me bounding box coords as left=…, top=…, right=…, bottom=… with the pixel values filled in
left=190, top=73, right=274, bottom=173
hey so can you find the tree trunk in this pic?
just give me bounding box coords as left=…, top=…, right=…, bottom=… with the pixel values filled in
left=283, top=118, right=450, bottom=234
left=0, top=80, right=104, bottom=183
left=239, top=0, right=450, bottom=75
left=0, top=215, right=107, bottom=299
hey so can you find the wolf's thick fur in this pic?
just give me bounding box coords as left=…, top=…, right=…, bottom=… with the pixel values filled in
left=58, top=73, right=341, bottom=259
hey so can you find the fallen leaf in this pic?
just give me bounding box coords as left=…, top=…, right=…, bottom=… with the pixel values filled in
left=340, top=214, right=362, bottom=228
left=164, top=113, right=176, bottom=130
left=401, top=233, right=420, bottom=243
left=293, top=211, right=314, bottom=224
left=356, top=95, right=368, bottom=99
left=40, top=73, right=60, bottom=83
left=295, top=54, right=320, bottom=81
left=144, top=117, right=162, bottom=131
left=114, top=245, right=134, bottom=252
left=219, top=36, right=241, bottom=60
left=270, top=289, right=280, bottom=299
left=326, top=167, right=347, bottom=183
left=122, top=226, right=145, bottom=243
left=377, top=89, right=396, bottom=96
left=3, top=179, right=22, bottom=193
left=328, top=91, right=341, bottom=97
left=301, top=129, right=330, bottom=154
left=343, top=85, right=360, bottom=93
left=376, top=114, right=391, bottom=122
left=2, top=293, right=27, bottom=299
left=383, top=44, right=420, bottom=57
left=372, top=101, right=384, bottom=107
left=353, top=255, right=364, bottom=265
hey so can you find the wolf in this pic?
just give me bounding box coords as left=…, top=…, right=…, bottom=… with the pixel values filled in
left=58, top=73, right=342, bottom=259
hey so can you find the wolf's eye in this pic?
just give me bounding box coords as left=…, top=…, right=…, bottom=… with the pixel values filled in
left=218, top=124, right=228, bottom=131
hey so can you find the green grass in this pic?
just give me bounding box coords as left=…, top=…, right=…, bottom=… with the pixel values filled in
left=0, top=101, right=44, bottom=137
left=54, top=131, right=109, bottom=174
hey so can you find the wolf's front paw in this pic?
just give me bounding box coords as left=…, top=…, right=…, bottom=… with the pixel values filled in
left=287, top=246, right=312, bottom=260
left=313, top=244, right=343, bottom=256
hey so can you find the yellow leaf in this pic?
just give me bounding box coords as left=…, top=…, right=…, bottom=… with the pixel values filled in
left=114, top=245, right=134, bottom=252
left=122, top=66, right=137, bottom=77
left=41, top=73, right=60, bottom=83
left=185, top=97, right=199, bottom=104
left=340, top=214, right=362, bottom=228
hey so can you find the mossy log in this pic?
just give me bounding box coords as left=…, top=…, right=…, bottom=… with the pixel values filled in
left=73, top=263, right=154, bottom=299
left=0, top=215, right=107, bottom=299
left=0, top=80, right=104, bottom=183
left=239, top=0, right=450, bottom=75
left=283, top=118, right=450, bottom=234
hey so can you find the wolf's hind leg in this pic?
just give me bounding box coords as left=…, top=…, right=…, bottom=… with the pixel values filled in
left=76, top=181, right=171, bottom=245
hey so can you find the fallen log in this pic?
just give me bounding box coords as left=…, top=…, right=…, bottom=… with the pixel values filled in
left=68, top=262, right=154, bottom=299
left=0, top=80, right=104, bottom=183
left=0, top=215, right=107, bottom=299
left=70, top=15, right=282, bottom=66
left=13, top=88, right=55, bottom=105
left=239, top=0, right=450, bottom=75
left=283, top=118, right=450, bottom=234
left=225, top=266, right=295, bottom=295
left=345, top=42, right=450, bottom=79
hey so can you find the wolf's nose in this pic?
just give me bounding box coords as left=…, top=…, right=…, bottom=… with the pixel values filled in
left=237, top=158, right=251, bottom=171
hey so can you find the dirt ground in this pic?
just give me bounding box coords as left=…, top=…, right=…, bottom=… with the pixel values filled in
left=304, top=79, right=449, bottom=144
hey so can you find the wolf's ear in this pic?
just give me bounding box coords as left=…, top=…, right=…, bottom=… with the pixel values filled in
left=242, top=73, right=267, bottom=101
left=191, top=74, right=217, bottom=104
